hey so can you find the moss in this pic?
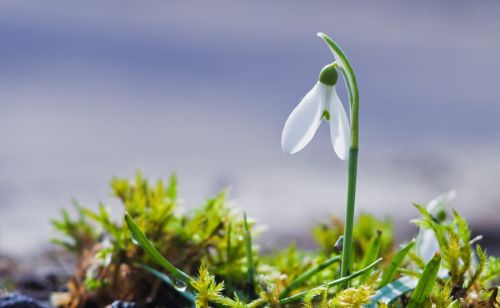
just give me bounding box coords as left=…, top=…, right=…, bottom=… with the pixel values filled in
left=51, top=172, right=500, bottom=307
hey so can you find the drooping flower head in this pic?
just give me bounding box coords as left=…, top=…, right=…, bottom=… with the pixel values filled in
left=281, top=62, right=351, bottom=160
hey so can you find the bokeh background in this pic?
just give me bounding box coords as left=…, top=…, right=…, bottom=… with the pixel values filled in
left=1, top=1, right=499, bottom=255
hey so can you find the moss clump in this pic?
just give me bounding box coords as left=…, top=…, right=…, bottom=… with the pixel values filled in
left=51, top=173, right=500, bottom=307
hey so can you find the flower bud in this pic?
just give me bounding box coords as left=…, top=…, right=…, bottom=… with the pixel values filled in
left=319, top=63, right=338, bottom=86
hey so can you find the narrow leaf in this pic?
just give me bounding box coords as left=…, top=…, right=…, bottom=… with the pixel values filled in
left=279, top=255, right=341, bottom=298
left=243, top=213, right=256, bottom=296
left=407, top=252, right=441, bottom=308
left=167, top=173, right=177, bottom=201
left=135, top=263, right=196, bottom=304
left=378, top=240, right=415, bottom=288
left=124, top=212, right=193, bottom=285
left=279, top=258, right=382, bottom=305
left=226, top=222, right=232, bottom=264
left=465, top=245, right=487, bottom=291
left=360, top=230, right=382, bottom=283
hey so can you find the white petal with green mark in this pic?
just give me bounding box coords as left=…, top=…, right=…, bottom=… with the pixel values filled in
left=329, top=87, right=350, bottom=160
left=281, top=82, right=324, bottom=154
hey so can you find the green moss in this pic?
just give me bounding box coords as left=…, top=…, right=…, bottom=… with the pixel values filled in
left=52, top=172, right=500, bottom=307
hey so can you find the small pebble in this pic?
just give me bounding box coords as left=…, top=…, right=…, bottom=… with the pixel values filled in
left=0, top=293, right=45, bottom=308
left=110, top=300, right=139, bottom=308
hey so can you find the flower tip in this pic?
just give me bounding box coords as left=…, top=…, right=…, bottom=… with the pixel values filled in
left=337, top=153, right=348, bottom=161
left=281, top=143, right=296, bottom=155
left=334, top=147, right=348, bottom=160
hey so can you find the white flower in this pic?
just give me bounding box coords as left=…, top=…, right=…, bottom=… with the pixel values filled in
left=281, top=63, right=351, bottom=159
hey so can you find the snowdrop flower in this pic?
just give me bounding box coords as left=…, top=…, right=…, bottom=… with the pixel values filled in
left=281, top=63, right=351, bottom=159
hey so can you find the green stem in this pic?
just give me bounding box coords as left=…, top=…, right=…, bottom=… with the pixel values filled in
left=279, top=255, right=341, bottom=298
left=318, top=33, right=360, bottom=282
left=243, top=213, right=256, bottom=297
left=341, top=148, right=358, bottom=281
left=278, top=258, right=382, bottom=305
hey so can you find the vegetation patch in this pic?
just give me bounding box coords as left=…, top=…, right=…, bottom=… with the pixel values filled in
left=48, top=172, right=499, bottom=307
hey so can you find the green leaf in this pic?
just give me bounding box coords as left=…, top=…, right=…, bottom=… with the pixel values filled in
left=243, top=213, right=256, bottom=297
left=135, top=263, right=196, bottom=304
left=226, top=222, right=232, bottom=264
left=167, top=173, right=177, bottom=201
left=124, top=212, right=193, bottom=285
left=465, top=245, right=487, bottom=291
left=378, top=240, right=415, bottom=288
left=453, top=209, right=472, bottom=279
left=360, top=230, right=383, bottom=283
left=447, top=299, right=460, bottom=308
left=482, top=256, right=500, bottom=285
left=408, top=250, right=426, bottom=270
left=279, top=255, right=340, bottom=298
left=278, top=258, right=382, bottom=305
left=407, top=252, right=442, bottom=308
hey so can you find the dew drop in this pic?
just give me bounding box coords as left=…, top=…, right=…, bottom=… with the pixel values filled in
left=131, top=235, right=140, bottom=245
left=174, top=279, right=187, bottom=292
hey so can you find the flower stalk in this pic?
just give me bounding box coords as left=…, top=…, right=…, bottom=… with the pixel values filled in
left=318, top=32, right=360, bottom=282
left=281, top=32, right=360, bottom=284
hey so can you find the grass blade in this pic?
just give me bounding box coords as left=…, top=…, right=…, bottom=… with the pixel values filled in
left=243, top=213, right=256, bottom=297
left=279, top=258, right=382, bottom=305
left=360, top=230, right=382, bottom=283
left=407, top=252, right=441, bottom=308
left=134, top=263, right=196, bottom=304
left=124, top=212, right=193, bottom=286
left=226, top=222, right=232, bottom=264
left=378, top=239, right=415, bottom=288
left=279, top=255, right=341, bottom=298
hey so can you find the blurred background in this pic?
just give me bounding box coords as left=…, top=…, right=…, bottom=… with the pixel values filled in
left=1, top=1, right=499, bottom=255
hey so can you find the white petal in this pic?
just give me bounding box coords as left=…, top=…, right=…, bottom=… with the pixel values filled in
left=329, top=87, right=351, bottom=160
left=415, top=190, right=457, bottom=262
left=281, top=82, right=324, bottom=154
